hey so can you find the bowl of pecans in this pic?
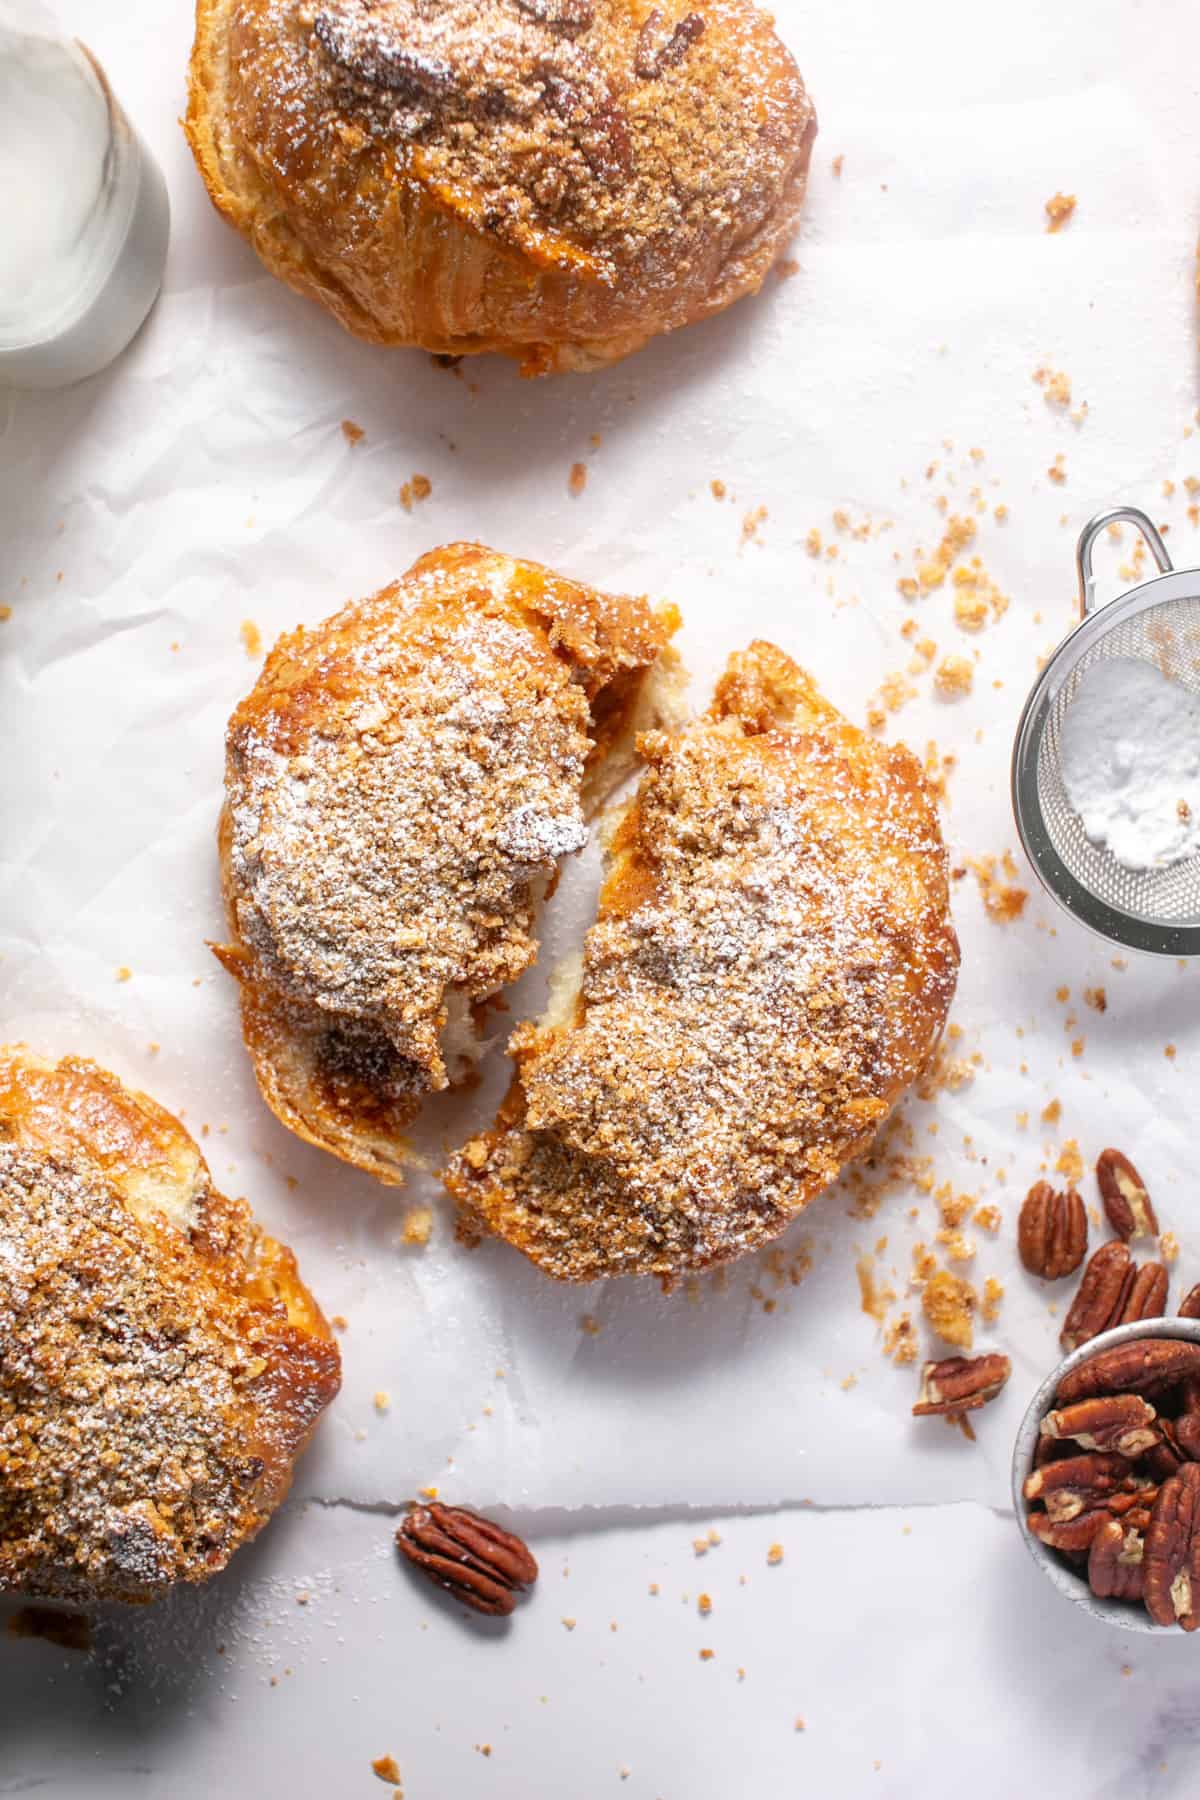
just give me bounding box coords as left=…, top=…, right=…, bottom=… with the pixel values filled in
left=1013, top=1318, right=1200, bottom=1633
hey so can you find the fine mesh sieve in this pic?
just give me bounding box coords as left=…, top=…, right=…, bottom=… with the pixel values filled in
left=1012, top=504, right=1200, bottom=956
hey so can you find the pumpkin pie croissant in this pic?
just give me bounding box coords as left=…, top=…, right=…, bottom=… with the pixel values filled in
left=0, top=1048, right=340, bottom=1603
left=186, top=0, right=816, bottom=372
left=445, top=643, right=960, bottom=1279
left=215, top=543, right=682, bottom=1181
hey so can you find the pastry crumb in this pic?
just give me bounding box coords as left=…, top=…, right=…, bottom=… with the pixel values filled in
left=766, top=1543, right=784, bottom=1566
left=698, top=1593, right=712, bottom=1616
left=832, top=153, right=844, bottom=176
left=568, top=461, right=588, bottom=497
left=699, top=1647, right=715, bottom=1661
left=402, top=1207, right=433, bottom=1246
left=1047, top=454, right=1067, bottom=485
left=711, top=479, right=727, bottom=500
left=399, top=474, right=432, bottom=511
left=115, top=966, right=132, bottom=983
left=933, top=655, right=974, bottom=700
left=373, top=1390, right=391, bottom=1414
left=740, top=505, right=768, bottom=546
left=371, top=1755, right=400, bottom=1784
left=240, top=619, right=262, bottom=658
left=341, top=419, right=365, bottom=445
left=968, top=853, right=1027, bottom=922
left=1045, top=192, right=1077, bottom=233
left=921, top=1269, right=975, bottom=1349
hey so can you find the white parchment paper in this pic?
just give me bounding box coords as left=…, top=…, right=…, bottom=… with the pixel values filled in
left=3, top=3, right=1200, bottom=1518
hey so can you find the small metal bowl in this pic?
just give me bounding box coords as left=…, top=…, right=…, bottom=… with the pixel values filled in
left=1012, top=1316, right=1200, bottom=1632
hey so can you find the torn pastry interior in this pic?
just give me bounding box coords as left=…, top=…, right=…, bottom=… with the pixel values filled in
left=186, top=0, right=817, bottom=372
left=446, top=642, right=960, bottom=1279
left=215, top=542, right=682, bottom=1182
left=0, top=1047, right=341, bottom=1604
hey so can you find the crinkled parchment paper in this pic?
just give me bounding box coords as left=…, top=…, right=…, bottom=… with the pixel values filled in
left=3, top=9, right=1200, bottom=1515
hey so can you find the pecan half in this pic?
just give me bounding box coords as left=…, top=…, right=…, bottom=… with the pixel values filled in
left=1175, top=1414, right=1200, bottom=1462
left=1040, top=1394, right=1158, bottom=1458
left=1116, top=1262, right=1169, bottom=1327
left=634, top=8, right=706, bottom=79
left=1088, top=1517, right=1146, bottom=1602
left=395, top=1504, right=538, bottom=1617
left=1144, top=1465, right=1200, bottom=1629
left=1028, top=1508, right=1113, bottom=1552
left=912, top=1353, right=1011, bottom=1417
left=1023, top=1451, right=1132, bottom=1522
left=1060, top=1241, right=1133, bottom=1352
left=1018, top=1182, right=1087, bottom=1279
left=1096, top=1148, right=1158, bottom=1241
left=1179, top=1283, right=1200, bottom=1320
left=1146, top=1419, right=1186, bottom=1482
left=1056, top=1338, right=1200, bottom=1405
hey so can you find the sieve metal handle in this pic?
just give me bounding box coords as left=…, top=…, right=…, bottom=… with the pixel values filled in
left=1076, top=506, right=1172, bottom=616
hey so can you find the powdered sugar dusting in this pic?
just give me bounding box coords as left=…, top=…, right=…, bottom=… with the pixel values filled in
left=448, top=645, right=959, bottom=1279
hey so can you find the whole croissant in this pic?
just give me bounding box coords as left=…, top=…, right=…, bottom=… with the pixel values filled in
left=186, top=0, right=817, bottom=372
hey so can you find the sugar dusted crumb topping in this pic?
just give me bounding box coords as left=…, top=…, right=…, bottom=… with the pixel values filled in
left=446, top=643, right=958, bottom=1278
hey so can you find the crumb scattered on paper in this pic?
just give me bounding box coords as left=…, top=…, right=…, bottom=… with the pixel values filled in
left=934, top=655, right=974, bottom=700
left=1045, top=192, right=1077, bottom=233
left=240, top=619, right=262, bottom=658
left=371, top=1755, right=401, bottom=1785
left=568, top=461, right=588, bottom=497
left=402, top=1207, right=433, bottom=1246
left=399, top=474, right=432, bottom=511
left=969, top=853, right=1028, bottom=921
left=341, top=419, right=365, bottom=445
left=740, top=505, right=768, bottom=546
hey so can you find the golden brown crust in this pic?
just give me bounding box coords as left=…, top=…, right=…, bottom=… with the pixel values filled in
left=446, top=642, right=961, bottom=1279
left=185, top=0, right=816, bottom=371
left=0, top=1048, right=340, bottom=1603
left=217, top=542, right=680, bottom=1184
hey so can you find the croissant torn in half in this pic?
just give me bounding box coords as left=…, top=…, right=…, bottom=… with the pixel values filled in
left=445, top=643, right=961, bottom=1279
left=215, top=543, right=682, bottom=1182
left=186, top=0, right=816, bottom=372
left=0, top=1048, right=341, bottom=1603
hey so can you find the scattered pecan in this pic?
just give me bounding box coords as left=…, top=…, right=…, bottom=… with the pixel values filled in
left=1028, top=1508, right=1114, bottom=1552
left=1144, top=1465, right=1200, bottom=1630
left=1116, top=1262, right=1169, bottom=1328
left=1088, top=1517, right=1146, bottom=1602
left=1055, top=1338, right=1200, bottom=1405
left=1040, top=1394, right=1158, bottom=1459
left=912, top=1353, right=1011, bottom=1417
left=1096, top=1148, right=1158, bottom=1241
left=1018, top=1181, right=1087, bottom=1279
left=634, top=7, right=706, bottom=79
left=1060, top=1241, right=1133, bottom=1352
left=1180, top=1283, right=1200, bottom=1320
left=395, top=1503, right=538, bottom=1617
left=1023, top=1451, right=1132, bottom=1522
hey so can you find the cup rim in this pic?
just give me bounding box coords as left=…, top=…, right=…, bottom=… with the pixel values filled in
left=1011, top=1315, right=1200, bottom=1634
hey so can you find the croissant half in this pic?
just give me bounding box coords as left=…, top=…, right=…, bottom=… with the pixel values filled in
left=186, top=0, right=817, bottom=372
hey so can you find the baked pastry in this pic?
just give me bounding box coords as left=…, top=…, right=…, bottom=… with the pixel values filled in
left=215, top=542, right=682, bottom=1181
left=446, top=642, right=960, bottom=1279
left=0, top=1048, right=340, bottom=1603
left=185, top=0, right=816, bottom=372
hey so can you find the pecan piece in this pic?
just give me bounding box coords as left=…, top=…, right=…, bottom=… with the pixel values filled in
left=912, top=1353, right=1010, bottom=1417
left=1056, top=1338, right=1200, bottom=1405
left=1115, top=1261, right=1169, bottom=1327
left=634, top=7, right=706, bottom=78
left=313, top=9, right=454, bottom=95
left=1088, top=1517, right=1146, bottom=1602
left=1179, top=1283, right=1200, bottom=1320
left=1175, top=1414, right=1200, bottom=1462
left=395, top=1503, right=538, bottom=1617
left=1060, top=1241, right=1133, bottom=1352
left=1143, top=1464, right=1200, bottom=1629
left=1028, top=1508, right=1113, bottom=1552
left=1040, top=1393, right=1158, bottom=1458
left=1023, top=1451, right=1132, bottom=1522
left=1145, top=1419, right=1186, bottom=1482
left=1096, top=1148, right=1159, bottom=1241
left=515, top=0, right=595, bottom=23
left=1018, top=1181, right=1087, bottom=1279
